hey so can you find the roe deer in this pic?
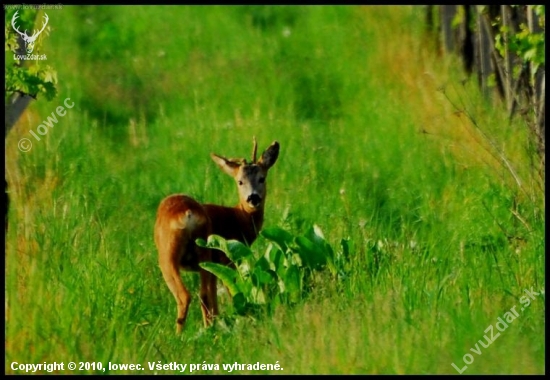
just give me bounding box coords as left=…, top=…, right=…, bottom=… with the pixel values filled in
left=154, top=138, right=280, bottom=333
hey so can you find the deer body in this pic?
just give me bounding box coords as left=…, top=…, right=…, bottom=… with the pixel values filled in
left=154, top=140, right=279, bottom=333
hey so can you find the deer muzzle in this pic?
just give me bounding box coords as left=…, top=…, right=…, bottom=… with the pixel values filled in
left=247, top=193, right=262, bottom=207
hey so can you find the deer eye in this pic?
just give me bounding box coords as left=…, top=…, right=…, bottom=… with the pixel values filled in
left=259, top=177, right=265, bottom=184
left=238, top=180, right=243, bottom=186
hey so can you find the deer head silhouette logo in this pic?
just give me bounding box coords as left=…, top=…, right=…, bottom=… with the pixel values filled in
left=11, top=11, right=49, bottom=54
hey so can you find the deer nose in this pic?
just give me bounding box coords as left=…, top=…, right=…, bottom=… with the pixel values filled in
left=247, top=194, right=261, bottom=207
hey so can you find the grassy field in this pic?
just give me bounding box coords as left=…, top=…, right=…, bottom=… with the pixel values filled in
left=5, top=5, right=544, bottom=374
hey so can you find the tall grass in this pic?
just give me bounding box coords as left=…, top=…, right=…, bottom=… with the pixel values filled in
left=5, top=6, right=544, bottom=374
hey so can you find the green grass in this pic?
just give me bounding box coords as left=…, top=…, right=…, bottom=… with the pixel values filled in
left=5, top=5, right=544, bottom=374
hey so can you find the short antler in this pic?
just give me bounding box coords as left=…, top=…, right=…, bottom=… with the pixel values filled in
left=252, top=136, right=258, bottom=163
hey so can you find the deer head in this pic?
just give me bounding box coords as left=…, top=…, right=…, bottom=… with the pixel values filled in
left=11, top=11, right=49, bottom=54
left=211, top=138, right=280, bottom=213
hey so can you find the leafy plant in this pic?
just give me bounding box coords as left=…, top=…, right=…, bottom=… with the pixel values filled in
left=197, top=225, right=350, bottom=316
left=495, top=14, right=545, bottom=78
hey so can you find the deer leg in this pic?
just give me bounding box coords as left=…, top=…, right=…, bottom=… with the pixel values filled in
left=159, top=258, right=191, bottom=334
left=199, top=268, right=218, bottom=327
left=196, top=237, right=218, bottom=327
left=209, top=273, right=219, bottom=316
left=202, top=268, right=219, bottom=321
left=198, top=246, right=218, bottom=326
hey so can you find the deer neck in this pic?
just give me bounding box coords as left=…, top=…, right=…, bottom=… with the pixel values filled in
left=236, top=202, right=264, bottom=235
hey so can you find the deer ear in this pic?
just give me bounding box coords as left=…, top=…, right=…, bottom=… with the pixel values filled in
left=211, top=153, right=240, bottom=177
left=258, top=141, right=280, bottom=169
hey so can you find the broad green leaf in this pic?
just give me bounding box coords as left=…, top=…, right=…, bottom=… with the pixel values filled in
left=254, top=256, right=271, bottom=272
left=196, top=234, right=228, bottom=253
left=265, top=244, right=284, bottom=273
left=261, top=226, right=294, bottom=252
left=277, top=278, right=285, bottom=294
left=266, top=269, right=278, bottom=283
left=305, top=224, right=335, bottom=262
left=198, top=262, right=240, bottom=296
left=251, top=287, right=266, bottom=304
left=290, top=252, right=303, bottom=267
left=295, top=236, right=327, bottom=269
left=285, top=264, right=301, bottom=302
left=196, top=234, right=227, bottom=250
left=232, top=292, right=248, bottom=315
left=196, top=235, right=252, bottom=262
left=237, top=274, right=253, bottom=296
left=252, top=266, right=275, bottom=286
left=237, top=260, right=252, bottom=280
left=227, top=240, right=254, bottom=261
left=305, top=225, right=337, bottom=274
